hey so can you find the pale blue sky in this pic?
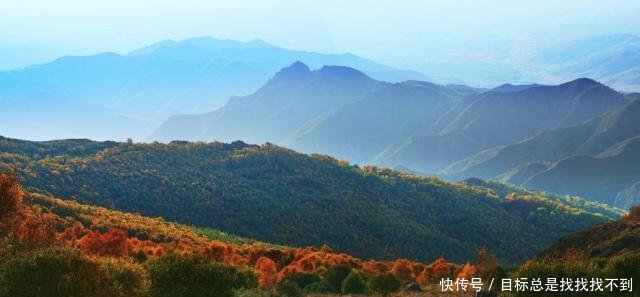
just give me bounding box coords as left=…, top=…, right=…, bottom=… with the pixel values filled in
left=1, top=0, right=640, bottom=73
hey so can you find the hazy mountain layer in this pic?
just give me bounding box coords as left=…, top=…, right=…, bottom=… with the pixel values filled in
left=0, top=36, right=425, bottom=141
left=445, top=97, right=640, bottom=208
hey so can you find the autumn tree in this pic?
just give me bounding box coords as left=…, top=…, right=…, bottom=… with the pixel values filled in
left=361, top=260, right=388, bottom=275
left=78, top=229, right=131, bottom=257
left=390, top=259, right=414, bottom=282
left=417, top=257, right=456, bottom=284
left=255, top=256, right=279, bottom=289
left=0, top=171, right=22, bottom=222
left=474, top=248, right=501, bottom=280
left=457, top=262, right=476, bottom=279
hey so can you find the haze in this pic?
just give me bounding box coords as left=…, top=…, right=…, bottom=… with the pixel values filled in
left=2, top=0, right=640, bottom=85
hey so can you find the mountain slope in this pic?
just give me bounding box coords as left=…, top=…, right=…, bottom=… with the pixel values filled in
left=524, top=136, right=640, bottom=208
left=443, top=96, right=640, bottom=208
left=0, top=136, right=622, bottom=264
left=511, top=207, right=640, bottom=297
left=150, top=62, right=388, bottom=143
left=537, top=206, right=640, bottom=261
left=286, top=81, right=471, bottom=164
left=374, top=78, right=627, bottom=173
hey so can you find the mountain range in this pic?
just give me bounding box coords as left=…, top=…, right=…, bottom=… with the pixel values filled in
left=151, top=61, right=638, bottom=208
left=444, top=95, right=640, bottom=208
left=0, top=36, right=425, bottom=141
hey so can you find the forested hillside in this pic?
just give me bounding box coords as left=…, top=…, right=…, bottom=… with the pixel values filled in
left=0, top=171, right=476, bottom=297
left=0, top=137, right=622, bottom=264
left=509, top=207, right=640, bottom=297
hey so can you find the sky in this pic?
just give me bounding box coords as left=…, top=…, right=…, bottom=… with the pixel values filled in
left=1, top=0, right=640, bottom=76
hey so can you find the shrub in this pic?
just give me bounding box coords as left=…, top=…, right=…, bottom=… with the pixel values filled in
left=99, top=257, right=149, bottom=297
left=322, top=264, right=352, bottom=293
left=0, top=247, right=107, bottom=297
left=341, top=271, right=367, bottom=294
left=234, top=268, right=259, bottom=289
left=283, top=272, right=320, bottom=290
left=276, top=280, right=303, bottom=297
left=146, top=254, right=237, bottom=297
left=233, top=288, right=280, bottom=297
left=303, top=281, right=331, bottom=294
left=368, top=272, right=401, bottom=297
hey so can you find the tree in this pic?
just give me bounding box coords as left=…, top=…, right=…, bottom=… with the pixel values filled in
left=367, top=272, right=401, bottom=297
left=0, top=247, right=109, bottom=297
left=457, top=262, right=476, bottom=280
left=322, top=264, right=352, bottom=293
left=233, top=268, right=259, bottom=289
left=283, top=272, right=321, bottom=289
left=146, top=254, right=236, bottom=297
left=79, top=229, right=131, bottom=257
left=475, top=248, right=501, bottom=280
left=276, top=280, right=303, bottom=297
left=99, top=257, right=149, bottom=297
left=341, top=271, right=367, bottom=294
left=254, top=257, right=279, bottom=289
left=390, top=259, right=414, bottom=281
left=0, top=171, right=22, bottom=219
left=624, top=206, right=640, bottom=221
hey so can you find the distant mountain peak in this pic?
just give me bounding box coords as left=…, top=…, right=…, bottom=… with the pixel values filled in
left=127, top=36, right=275, bottom=56
left=491, top=83, right=542, bottom=93
left=270, top=61, right=312, bottom=82
left=316, top=65, right=371, bottom=80
left=561, top=77, right=601, bottom=88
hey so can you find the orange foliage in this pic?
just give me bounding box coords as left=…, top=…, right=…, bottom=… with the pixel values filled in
left=0, top=171, right=22, bottom=218
left=18, top=213, right=59, bottom=247
left=391, top=259, right=416, bottom=281
left=361, top=260, right=388, bottom=275
left=255, top=256, right=279, bottom=289
left=78, top=229, right=131, bottom=256
left=457, top=262, right=477, bottom=279
left=417, top=257, right=456, bottom=285
left=201, top=241, right=246, bottom=266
